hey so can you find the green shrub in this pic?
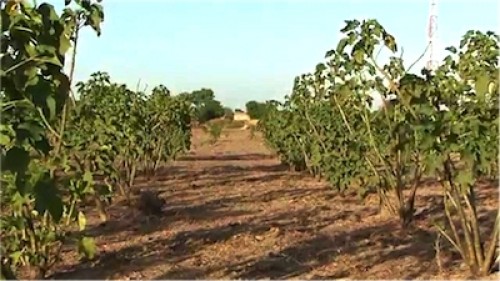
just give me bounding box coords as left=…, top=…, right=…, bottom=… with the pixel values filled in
left=203, top=122, right=224, bottom=144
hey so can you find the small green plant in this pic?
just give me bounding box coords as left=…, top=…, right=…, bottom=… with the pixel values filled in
left=203, top=122, right=224, bottom=145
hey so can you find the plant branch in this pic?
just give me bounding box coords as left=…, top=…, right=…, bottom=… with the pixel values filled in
left=407, top=43, right=430, bottom=73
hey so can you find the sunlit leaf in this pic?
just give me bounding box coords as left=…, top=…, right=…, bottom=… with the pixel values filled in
left=78, top=236, right=97, bottom=259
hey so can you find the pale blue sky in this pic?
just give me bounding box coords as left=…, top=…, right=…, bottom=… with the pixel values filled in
left=56, top=0, right=498, bottom=109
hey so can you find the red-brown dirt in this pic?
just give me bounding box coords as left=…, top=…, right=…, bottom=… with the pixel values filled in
left=48, top=128, right=499, bottom=280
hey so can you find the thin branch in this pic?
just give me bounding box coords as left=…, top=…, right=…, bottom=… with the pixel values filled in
left=444, top=190, right=465, bottom=253
left=407, top=43, right=431, bottom=73
left=1, top=57, right=38, bottom=75
left=56, top=22, right=81, bottom=154
left=462, top=189, right=484, bottom=267
left=374, top=45, right=384, bottom=61
left=481, top=212, right=499, bottom=274
left=434, top=221, right=466, bottom=260
left=369, top=55, right=420, bottom=121
left=67, top=24, right=81, bottom=105
left=1, top=99, right=31, bottom=111
left=36, top=108, right=61, bottom=140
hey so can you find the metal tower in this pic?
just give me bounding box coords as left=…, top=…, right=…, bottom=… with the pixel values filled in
left=426, top=0, right=438, bottom=71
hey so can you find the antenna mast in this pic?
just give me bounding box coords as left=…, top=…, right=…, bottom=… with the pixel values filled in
left=426, top=0, right=438, bottom=71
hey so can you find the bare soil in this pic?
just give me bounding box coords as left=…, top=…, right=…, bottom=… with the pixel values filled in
left=49, top=128, right=499, bottom=280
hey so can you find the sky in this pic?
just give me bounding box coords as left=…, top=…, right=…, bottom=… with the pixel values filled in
left=54, top=0, right=499, bottom=109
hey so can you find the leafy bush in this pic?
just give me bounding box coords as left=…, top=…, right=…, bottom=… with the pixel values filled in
left=203, top=122, right=224, bottom=144
left=245, top=100, right=270, bottom=119
left=197, top=99, right=225, bottom=123
left=181, top=88, right=225, bottom=123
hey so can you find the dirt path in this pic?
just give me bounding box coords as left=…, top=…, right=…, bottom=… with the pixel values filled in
left=51, top=129, right=498, bottom=280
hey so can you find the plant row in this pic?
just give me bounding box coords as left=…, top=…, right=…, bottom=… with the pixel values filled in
left=259, top=19, right=499, bottom=276
left=1, top=1, right=191, bottom=278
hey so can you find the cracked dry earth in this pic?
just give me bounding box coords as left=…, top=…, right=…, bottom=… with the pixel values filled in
left=49, top=128, right=498, bottom=280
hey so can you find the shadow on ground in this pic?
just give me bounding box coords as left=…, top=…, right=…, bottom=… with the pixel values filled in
left=50, top=147, right=499, bottom=280
left=54, top=198, right=499, bottom=280
left=52, top=207, right=363, bottom=279
left=150, top=220, right=445, bottom=279
left=177, top=153, right=275, bottom=162
left=81, top=183, right=334, bottom=243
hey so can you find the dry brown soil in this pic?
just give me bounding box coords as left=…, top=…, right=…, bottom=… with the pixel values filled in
left=49, top=128, right=499, bottom=280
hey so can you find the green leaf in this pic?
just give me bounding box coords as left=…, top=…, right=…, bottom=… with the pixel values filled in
left=40, top=55, right=63, bottom=67
left=315, top=63, right=326, bottom=73
left=83, top=170, right=93, bottom=183
left=34, top=138, right=52, bottom=155
left=455, top=170, right=474, bottom=186
left=46, top=96, right=56, bottom=120
left=81, top=0, right=92, bottom=10
left=353, top=50, right=365, bottom=64
left=59, top=34, right=72, bottom=57
left=78, top=211, right=86, bottom=231
left=474, top=74, right=490, bottom=96
left=37, top=44, right=57, bottom=55
left=9, top=251, right=23, bottom=266
left=336, top=38, right=348, bottom=53
left=459, top=38, right=467, bottom=49
left=87, top=4, right=104, bottom=36
left=34, top=179, right=64, bottom=222
left=17, top=122, right=45, bottom=142
left=3, top=147, right=30, bottom=174
left=11, top=192, right=27, bottom=210
left=445, top=46, right=457, bottom=54
left=0, top=134, right=11, bottom=146
left=340, top=19, right=360, bottom=33
left=38, top=3, right=59, bottom=22
left=384, top=34, right=397, bottom=52
left=78, top=236, right=97, bottom=260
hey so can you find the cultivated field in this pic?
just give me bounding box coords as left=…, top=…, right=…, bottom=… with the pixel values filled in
left=3, top=3, right=498, bottom=280
left=48, top=128, right=498, bottom=280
